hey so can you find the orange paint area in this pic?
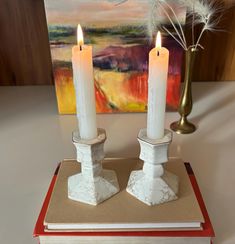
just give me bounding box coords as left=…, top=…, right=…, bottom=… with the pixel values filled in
left=54, top=67, right=180, bottom=114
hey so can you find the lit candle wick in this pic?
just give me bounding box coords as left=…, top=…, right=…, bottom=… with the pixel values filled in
left=77, top=24, right=84, bottom=51
left=156, top=31, right=161, bottom=57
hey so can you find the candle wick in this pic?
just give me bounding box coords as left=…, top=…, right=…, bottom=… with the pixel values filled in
left=157, top=50, right=160, bottom=56
left=80, top=45, right=82, bottom=51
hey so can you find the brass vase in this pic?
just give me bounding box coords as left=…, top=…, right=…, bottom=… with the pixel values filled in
left=170, top=48, right=197, bottom=134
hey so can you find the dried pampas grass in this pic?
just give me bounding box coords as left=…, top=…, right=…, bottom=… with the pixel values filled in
left=108, top=0, right=226, bottom=51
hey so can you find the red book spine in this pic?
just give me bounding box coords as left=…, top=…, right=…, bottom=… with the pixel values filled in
left=33, top=164, right=60, bottom=237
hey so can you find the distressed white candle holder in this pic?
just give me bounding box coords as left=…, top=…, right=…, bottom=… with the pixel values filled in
left=126, top=129, right=179, bottom=206
left=68, top=128, right=120, bottom=205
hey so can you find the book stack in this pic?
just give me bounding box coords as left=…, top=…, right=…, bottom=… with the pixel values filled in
left=34, top=158, right=214, bottom=244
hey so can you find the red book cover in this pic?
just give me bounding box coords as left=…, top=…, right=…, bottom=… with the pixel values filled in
left=34, top=163, right=215, bottom=239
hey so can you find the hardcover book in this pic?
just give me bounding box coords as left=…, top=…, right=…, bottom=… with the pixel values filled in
left=34, top=158, right=215, bottom=243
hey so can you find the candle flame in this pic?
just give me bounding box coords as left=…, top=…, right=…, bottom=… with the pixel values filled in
left=156, top=31, right=162, bottom=49
left=77, top=24, right=84, bottom=47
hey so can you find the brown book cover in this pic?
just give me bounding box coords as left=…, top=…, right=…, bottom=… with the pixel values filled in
left=44, top=158, right=204, bottom=231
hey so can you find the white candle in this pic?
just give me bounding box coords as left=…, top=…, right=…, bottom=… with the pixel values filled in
left=147, top=31, right=169, bottom=139
left=72, top=24, right=97, bottom=140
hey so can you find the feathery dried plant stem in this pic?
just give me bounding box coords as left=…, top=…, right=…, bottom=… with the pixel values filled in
left=147, top=0, right=158, bottom=38
left=158, top=1, right=187, bottom=50
left=194, top=18, right=209, bottom=50
left=160, top=0, right=187, bottom=48
left=192, top=2, right=195, bottom=46
left=108, top=0, right=222, bottom=51
left=163, top=26, right=188, bottom=50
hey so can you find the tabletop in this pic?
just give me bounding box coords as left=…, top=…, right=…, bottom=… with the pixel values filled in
left=0, top=82, right=235, bottom=244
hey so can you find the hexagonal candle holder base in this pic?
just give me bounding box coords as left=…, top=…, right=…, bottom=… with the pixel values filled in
left=126, top=129, right=179, bottom=206
left=68, top=128, right=119, bottom=205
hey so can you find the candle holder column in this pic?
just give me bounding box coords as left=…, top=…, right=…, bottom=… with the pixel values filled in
left=68, top=128, right=120, bottom=205
left=126, top=129, right=179, bottom=206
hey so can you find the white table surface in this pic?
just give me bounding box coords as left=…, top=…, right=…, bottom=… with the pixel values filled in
left=0, top=82, right=235, bottom=244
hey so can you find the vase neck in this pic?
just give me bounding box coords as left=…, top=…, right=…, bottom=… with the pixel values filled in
left=184, top=49, right=197, bottom=83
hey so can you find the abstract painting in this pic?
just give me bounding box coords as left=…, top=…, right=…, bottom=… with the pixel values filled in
left=44, top=0, right=185, bottom=114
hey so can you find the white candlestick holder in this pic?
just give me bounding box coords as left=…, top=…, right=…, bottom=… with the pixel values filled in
left=126, top=129, right=179, bottom=206
left=68, top=128, right=119, bottom=205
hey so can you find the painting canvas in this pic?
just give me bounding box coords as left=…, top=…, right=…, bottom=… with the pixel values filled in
left=44, top=0, right=185, bottom=114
